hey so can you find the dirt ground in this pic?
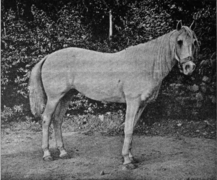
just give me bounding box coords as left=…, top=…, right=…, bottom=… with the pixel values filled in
left=1, top=128, right=216, bottom=180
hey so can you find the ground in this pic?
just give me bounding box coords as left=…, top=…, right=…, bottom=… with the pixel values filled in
left=1, top=117, right=216, bottom=180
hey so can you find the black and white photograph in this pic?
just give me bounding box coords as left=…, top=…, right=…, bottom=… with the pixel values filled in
left=1, top=0, right=216, bottom=179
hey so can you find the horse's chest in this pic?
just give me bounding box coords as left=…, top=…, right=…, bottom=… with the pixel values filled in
left=141, top=82, right=162, bottom=103
left=123, top=75, right=162, bottom=102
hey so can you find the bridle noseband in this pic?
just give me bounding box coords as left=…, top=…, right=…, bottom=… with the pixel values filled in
left=176, top=55, right=195, bottom=73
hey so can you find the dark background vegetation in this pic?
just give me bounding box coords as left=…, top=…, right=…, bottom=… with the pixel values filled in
left=1, top=0, right=216, bottom=125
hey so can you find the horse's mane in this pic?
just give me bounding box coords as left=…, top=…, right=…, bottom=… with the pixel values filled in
left=124, top=30, right=177, bottom=80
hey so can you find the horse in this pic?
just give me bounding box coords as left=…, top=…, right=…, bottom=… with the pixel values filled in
left=29, top=21, right=199, bottom=169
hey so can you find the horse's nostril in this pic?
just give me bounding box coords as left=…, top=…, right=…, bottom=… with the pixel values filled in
left=185, top=64, right=190, bottom=70
left=192, top=64, right=196, bottom=70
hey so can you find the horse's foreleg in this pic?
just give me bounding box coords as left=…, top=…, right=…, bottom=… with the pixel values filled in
left=128, top=104, right=147, bottom=163
left=53, top=95, right=72, bottom=159
left=122, top=97, right=140, bottom=169
left=42, top=97, right=60, bottom=161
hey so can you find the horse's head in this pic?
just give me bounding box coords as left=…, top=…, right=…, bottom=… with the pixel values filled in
left=175, top=21, right=200, bottom=75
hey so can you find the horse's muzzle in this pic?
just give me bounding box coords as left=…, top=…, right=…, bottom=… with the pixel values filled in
left=181, top=61, right=196, bottom=75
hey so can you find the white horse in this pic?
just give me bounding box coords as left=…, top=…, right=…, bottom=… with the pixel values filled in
left=29, top=21, right=199, bottom=169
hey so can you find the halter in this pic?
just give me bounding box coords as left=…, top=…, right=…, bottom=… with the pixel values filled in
left=177, top=56, right=194, bottom=73
left=174, top=44, right=195, bottom=73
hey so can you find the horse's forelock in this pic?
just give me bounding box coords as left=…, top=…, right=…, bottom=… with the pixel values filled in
left=181, top=26, right=199, bottom=43
left=180, top=26, right=200, bottom=56
left=184, top=26, right=200, bottom=53
left=168, top=27, right=199, bottom=63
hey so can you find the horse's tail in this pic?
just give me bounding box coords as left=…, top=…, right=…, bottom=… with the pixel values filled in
left=29, top=56, right=47, bottom=117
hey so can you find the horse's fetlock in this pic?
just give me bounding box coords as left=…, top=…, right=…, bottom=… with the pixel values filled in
left=122, top=155, right=131, bottom=165
left=57, top=146, right=65, bottom=151
left=42, top=147, right=49, bottom=152
left=122, top=152, right=129, bottom=158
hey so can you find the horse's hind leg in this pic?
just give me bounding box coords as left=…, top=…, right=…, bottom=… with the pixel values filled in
left=42, top=97, right=61, bottom=161
left=53, top=92, right=72, bottom=159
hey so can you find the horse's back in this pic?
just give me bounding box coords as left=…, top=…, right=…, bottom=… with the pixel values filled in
left=42, top=47, right=123, bottom=72
left=40, top=47, right=128, bottom=102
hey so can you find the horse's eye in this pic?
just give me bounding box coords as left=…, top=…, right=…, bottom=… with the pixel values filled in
left=177, top=40, right=183, bottom=46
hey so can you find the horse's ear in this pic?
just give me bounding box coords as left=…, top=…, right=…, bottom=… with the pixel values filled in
left=176, top=20, right=182, bottom=31
left=190, top=20, right=196, bottom=30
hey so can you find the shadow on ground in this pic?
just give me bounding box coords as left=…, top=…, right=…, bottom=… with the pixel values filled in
left=1, top=130, right=216, bottom=180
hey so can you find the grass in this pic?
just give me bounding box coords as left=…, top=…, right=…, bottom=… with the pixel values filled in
left=1, top=112, right=216, bottom=139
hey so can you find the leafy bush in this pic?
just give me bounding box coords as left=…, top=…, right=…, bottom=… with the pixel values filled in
left=1, top=1, right=216, bottom=124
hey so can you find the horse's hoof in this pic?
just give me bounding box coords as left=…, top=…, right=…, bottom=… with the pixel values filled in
left=59, top=153, right=69, bottom=159
left=122, top=163, right=138, bottom=170
left=43, top=155, right=53, bottom=161
left=130, top=157, right=139, bottom=164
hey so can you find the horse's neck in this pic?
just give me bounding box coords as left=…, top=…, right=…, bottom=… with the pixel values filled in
left=150, top=31, right=177, bottom=81
left=123, top=30, right=178, bottom=81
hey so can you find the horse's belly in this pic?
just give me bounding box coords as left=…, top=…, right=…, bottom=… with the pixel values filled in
left=73, top=73, right=125, bottom=103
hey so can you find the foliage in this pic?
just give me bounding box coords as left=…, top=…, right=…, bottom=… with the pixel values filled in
left=1, top=0, right=216, bottom=123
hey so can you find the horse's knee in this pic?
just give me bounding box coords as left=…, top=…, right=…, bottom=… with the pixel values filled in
left=42, top=115, right=51, bottom=127
left=43, top=119, right=48, bottom=124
